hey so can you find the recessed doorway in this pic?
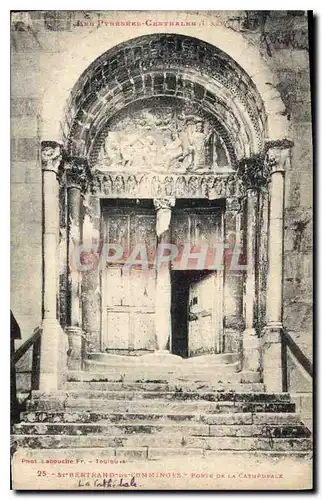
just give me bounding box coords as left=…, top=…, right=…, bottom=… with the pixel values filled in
left=171, top=269, right=223, bottom=358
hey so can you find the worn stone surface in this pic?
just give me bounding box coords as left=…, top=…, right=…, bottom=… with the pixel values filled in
left=12, top=433, right=312, bottom=452
left=11, top=11, right=312, bottom=356
left=13, top=375, right=312, bottom=459
left=11, top=13, right=312, bottom=465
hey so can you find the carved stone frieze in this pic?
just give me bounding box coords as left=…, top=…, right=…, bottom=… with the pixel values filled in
left=90, top=170, right=246, bottom=200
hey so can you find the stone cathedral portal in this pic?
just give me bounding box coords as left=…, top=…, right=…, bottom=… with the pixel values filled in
left=37, top=33, right=293, bottom=394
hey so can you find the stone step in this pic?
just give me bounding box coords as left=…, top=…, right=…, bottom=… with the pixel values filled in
left=12, top=433, right=312, bottom=452
left=13, top=422, right=311, bottom=438
left=31, top=389, right=291, bottom=403
left=26, top=398, right=296, bottom=413
left=87, top=352, right=239, bottom=365
left=65, top=381, right=265, bottom=392
left=83, top=360, right=240, bottom=376
left=20, top=411, right=303, bottom=426
left=67, top=370, right=261, bottom=384
left=148, top=448, right=313, bottom=461
left=12, top=446, right=313, bottom=461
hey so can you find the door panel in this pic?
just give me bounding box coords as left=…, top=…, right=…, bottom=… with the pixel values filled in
left=132, top=312, right=156, bottom=350
left=172, top=207, right=224, bottom=357
left=101, top=207, right=156, bottom=352
left=188, top=273, right=219, bottom=356
left=105, top=311, right=129, bottom=349
left=171, top=209, right=222, bottom=270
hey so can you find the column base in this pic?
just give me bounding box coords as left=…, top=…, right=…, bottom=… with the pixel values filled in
left=262, top=323, right=283, bottom=392
left=66, top=326, right=83, bottom=371
left=242, top=328, right=261, bottom=372
left=39, top=318, right=68, bottom=392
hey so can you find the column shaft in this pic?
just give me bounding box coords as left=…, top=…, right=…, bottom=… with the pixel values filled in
left=65, top=158, right=90, bottom=370
left=245, top=189, right=257, bottom=330
left=81, top=194, right=101, bottom=352
left=43, top=169, right=60, bottom=318
left=155, top=230, right=172, bottom=352
left=67, top=186, right=82, bottom=327
left=153, top=198, right=175, bottom=353
left=266, top=171, right=284, bottom=324
left=223, top=199, right=244, bottom=353
left=262, top=142, right=292, bottom=392
left=242, top=189, right=261, bottom=372
left=39, top=142, right=67, bottom=392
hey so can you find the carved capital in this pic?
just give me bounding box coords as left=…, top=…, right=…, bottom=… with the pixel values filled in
left=65, top=157, right=92, bottom=193
left=264, top=141, right=293, bottom=174
left=41, top=141, right=63, bottom=176
left=153, top=198, right=176, bottom=211
left=226, top=197, right=241, bottom=212
left=237, top=153, right=269, bottom=190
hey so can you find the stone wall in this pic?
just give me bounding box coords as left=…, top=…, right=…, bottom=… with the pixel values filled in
left=11, top=11, right=312, bottom=364
left=11, top=39, right=42, bottom=339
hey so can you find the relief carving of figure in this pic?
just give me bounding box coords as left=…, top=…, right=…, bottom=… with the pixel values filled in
left=91, top=174, right=101, bottom=195
left=126, top=175, right=138, bottom=195
left=178, top=120, right=215, bottom=172
left=152, top=176, right=162, bottom=196
left=200, top=177, right=209, bottom=197
left=113, top=175, right=125, bottom=194
left=98, top=133, right=122, bottom=167
left=175, top=176, right=187, bottom=197
left=218, top=178, right=227, bottom=196
left=163, top=131, right=184, bottom=168
left=96, top=105, right=229, bottom=174
left=102, top=175, right=113, bottom=195
left=188, top=121, right=207, bottom=169
left=145, top=136, right=158, bottom=166
left=164, top=176, right=174, bottom=196
left=226, top=177, right=236, bottom=197
left=139, top=174, right=151, bottom=197
left=188, top=176, right=200, bottom=196
left=208, top=177, right=226, bottom=199
left=121, top=137, right=136, bottom=168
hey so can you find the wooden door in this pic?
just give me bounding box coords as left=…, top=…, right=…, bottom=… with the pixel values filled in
left=101, top=207, right=157, bottom=352
left=171, top=206, right=224, bottom=356
left=188, top=272, right=223, bottom=356
left=171, top=208, right=223, bottom=271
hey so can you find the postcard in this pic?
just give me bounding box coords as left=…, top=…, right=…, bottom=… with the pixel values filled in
left=11, top=10, right=313, bottom=490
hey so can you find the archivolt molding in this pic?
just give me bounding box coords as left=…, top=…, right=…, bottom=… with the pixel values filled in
left=64, top=35, right=267, bottom=163
left=41, top=20, right=289, bottom=151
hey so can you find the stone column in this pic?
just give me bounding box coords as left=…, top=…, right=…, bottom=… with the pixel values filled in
left=262, top=140, right=293, bottom=392
left=65, top=158, right=90, bottom=370
left=81, top=184, right=101, bottom=353
left=39, top=141, right=67, bottom=391
left=223, top=196, right=244, bottom=354
left=153, top=198, right=175, bottom=353
left=242, top=188, right=261, bottom=372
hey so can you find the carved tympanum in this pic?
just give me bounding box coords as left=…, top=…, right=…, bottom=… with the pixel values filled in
left=96, top=103, right=231, bottom=173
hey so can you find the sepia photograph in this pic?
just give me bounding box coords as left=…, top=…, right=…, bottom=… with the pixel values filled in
left=10, top=9, right=313, bottom=490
